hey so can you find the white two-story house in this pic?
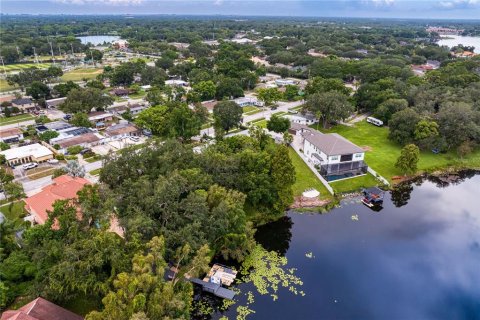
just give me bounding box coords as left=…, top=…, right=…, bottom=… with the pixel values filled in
left=301, top=128, right=368, bottom=180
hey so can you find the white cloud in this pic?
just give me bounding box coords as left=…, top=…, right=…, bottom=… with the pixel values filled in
left=362, top=0, right=395, bottom=7
left=439, top=0, right=479, bottom=8
left=53, top=0, right=143, bottom=5
left=213, top=0, right=224, bottom=5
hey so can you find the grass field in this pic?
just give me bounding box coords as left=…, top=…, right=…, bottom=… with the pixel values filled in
left=0, top=114, right=34, bottom=126
left=89, top=168, right=102, bottom=176
left=0, top=78, right=16, bottom=92
left=61, top=68, right=103, bottom=82
left=289, top=147, right=332, bottom=200
left=2, top=63, right=51, bottom=72
left=329, top=173, right=380, bottom=193
left=243, top=106, right=263, bottom=116
left=252, top=119, right=268, bottom=128
left=26, top=167, right=56, bottom=180
left=317, top=121, right=480, bottom=181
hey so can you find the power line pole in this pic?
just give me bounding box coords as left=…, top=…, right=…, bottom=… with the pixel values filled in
left=32, top=47, right=39, bottom=64
left=0, top=56, right=7, bottom=76
left=49, top=39, right=56, bottom=64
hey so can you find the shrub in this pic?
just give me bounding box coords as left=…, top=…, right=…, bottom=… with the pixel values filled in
left=55, top=154, right=65, bottom=160
left=67, top=145, right=83, bottom=155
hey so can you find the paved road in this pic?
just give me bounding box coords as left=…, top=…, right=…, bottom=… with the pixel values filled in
left=23, top=176, right=53, bottom=196
left=0, top=119, right=36, bottom=130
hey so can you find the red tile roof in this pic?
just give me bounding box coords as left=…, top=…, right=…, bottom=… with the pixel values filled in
left=24, top=175, right=90, bottom=224
left=1, top=297, right=83, bottom=320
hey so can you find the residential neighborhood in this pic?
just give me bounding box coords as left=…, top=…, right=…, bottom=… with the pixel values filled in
left=0, top=7, right=479, bottom=320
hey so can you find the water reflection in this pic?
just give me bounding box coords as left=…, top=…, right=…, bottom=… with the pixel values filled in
left=215, top=171, right=480, bottom=320
left=254, top=216, right=293, bottom=256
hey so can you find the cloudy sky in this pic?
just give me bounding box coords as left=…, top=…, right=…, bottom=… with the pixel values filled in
left=1, top=0, right=480, bottom=19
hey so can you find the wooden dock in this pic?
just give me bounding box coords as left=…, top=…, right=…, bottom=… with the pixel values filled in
left=202, top=264, right=238, bottom=286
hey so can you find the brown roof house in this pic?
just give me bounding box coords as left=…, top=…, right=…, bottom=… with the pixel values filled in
left=0, top=127, right=24, bottom=143
left=23, top=174, right=124, bottom=237
left=1, top=297, right=83, bottom=320
left=104, top=122, right=140, bottom=139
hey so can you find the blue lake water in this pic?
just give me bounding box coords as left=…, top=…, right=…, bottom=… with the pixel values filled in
left=76, top=35, right=120, bottom=45
left=206, top=171, right=480, bottom=320
left=437, top=35, right=480, bottom=53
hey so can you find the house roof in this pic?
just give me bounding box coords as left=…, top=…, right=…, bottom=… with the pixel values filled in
left=0, top=143, right=53, bottom=161
left=11, top=98, right=33, bottom=106
left=0, top=297, right=83, bottom=320
left=24, top=175, right=90, bottom=224
left=45, top=97, right=66, bottom=108
left=302, top=131, right=364, bottom=156
left=56, top=133, right=102, bottom=149
left=0, top=128, right=22, bottom=138
left=88, top=111, right=113, bottom=121
left=105, top=123, right=139, bottom=137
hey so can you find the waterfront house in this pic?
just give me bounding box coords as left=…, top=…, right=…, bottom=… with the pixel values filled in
left=301, top=128, right=368, bottom=180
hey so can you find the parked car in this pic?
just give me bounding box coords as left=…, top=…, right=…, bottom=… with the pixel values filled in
left=47, top=159, right=59, bottom=164
left=129, top=136, right=140, bottom=142
left=22, top=163, right=38, bottom=170
left=80, top=148, right=92, bottom=155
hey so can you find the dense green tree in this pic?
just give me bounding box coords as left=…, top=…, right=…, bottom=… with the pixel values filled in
left=145, top=87, right=165, bottom=106
left=135, top=105, right=170, bottom=136
left=168, top=104, right=202, bottom=141
left=213, top=101, right=243, bottom=135
left=39, top=130, right=59, bottom=142
left=60, top=88, right=113, bottom=113
left=374, top=98, right=408, bottom=124
left=53, top=81, right=80, bottom=97
left=86, top=80, right=105, bottom=90
left=192, top=80, right=216, bottom=101
left=267, top=114, right=290, bottom=133
left=395, top=144, right=420, bottom=175
left=305, top=76, right=351, bottom=96
left=70, top=112, right=92, bottom=128
left=305, top=91, right=354, bottom=128
left=26, top=81, right=50, bottom=100
left=437, top=103, right=480, bottom=148
left=215, top=77, right=244, bottom=100
left=283, top=85, right=299, bottom=101
left=388, top=108, right=421, bottom=145
left=257, top=88, right=282, bottom=106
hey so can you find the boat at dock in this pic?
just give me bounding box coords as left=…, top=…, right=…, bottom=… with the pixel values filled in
left=361, top=187, right=385, bottom=209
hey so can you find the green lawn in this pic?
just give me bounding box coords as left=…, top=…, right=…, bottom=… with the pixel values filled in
left=0, top=78, right=17, bottom=92
left=61, top=68, right=103, bottom=82
left=329, top=173, right=380, bottom=193
left=0, top=201, right=27, bottom=221
left=128, top=91, right=147, bottom=99
left=317, top=121, right=480, bottom=181
left=272, top=111, right=287, bottom=117
left=252, top=119, right=268, bottom=128
left=2, top=63, right=51, bottom=72
left=288, top=147, right=332, bottom=200
left=243, top=107, right=263, bottom=116
left=89, top=168, right=102, bottom=176
left=0, top=114, right=34, bottom=125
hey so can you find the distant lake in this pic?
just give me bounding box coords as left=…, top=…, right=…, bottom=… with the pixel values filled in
left=437, top=35, right=480, bottom=53
left=76, top=35, right=120, bottom=45
left=202, top=171, right=480, bottom=320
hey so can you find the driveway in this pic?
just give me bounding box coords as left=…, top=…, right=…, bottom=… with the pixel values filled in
left=45, top=108, right=66, bottom=121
